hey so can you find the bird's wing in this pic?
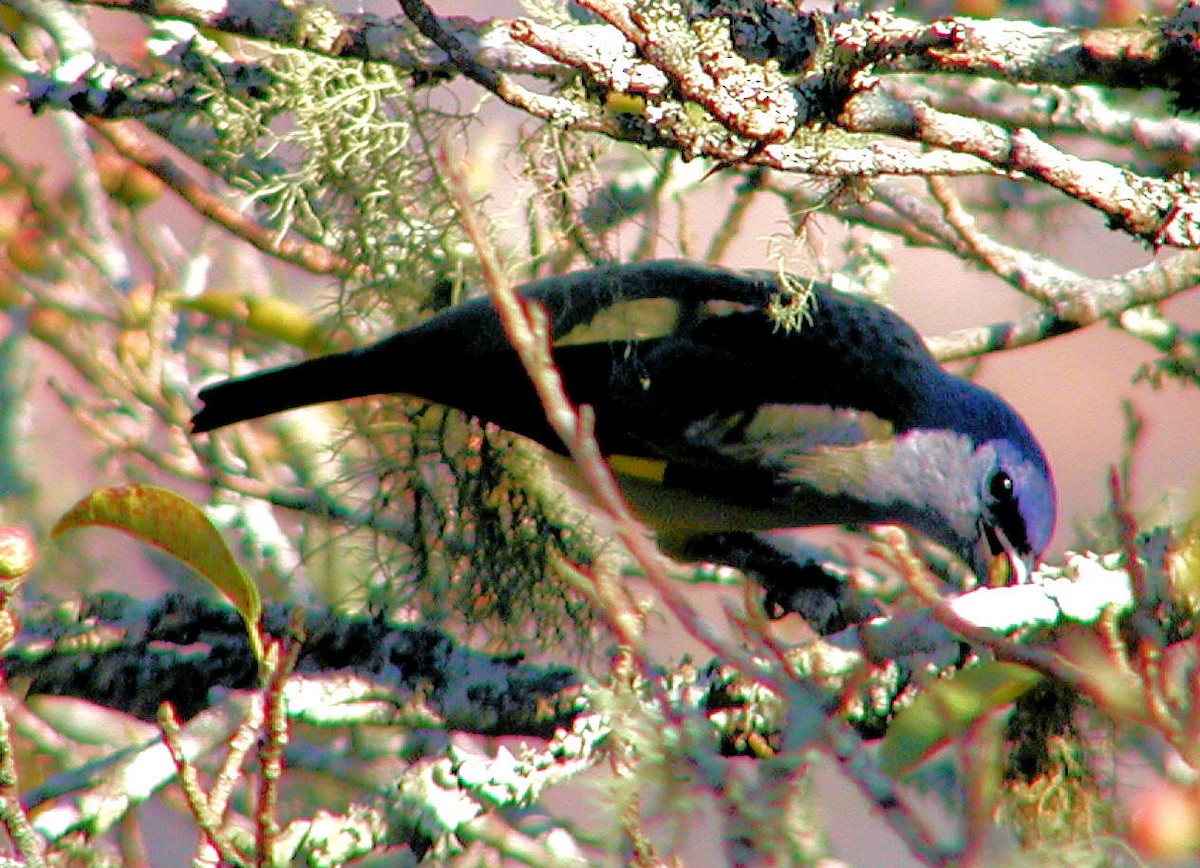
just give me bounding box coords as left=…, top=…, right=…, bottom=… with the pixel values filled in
left=195, top=259, right=941, bottom=470
left=513, top=261, right=980, bottom=544
left=545, top=277, right=936, bottom=469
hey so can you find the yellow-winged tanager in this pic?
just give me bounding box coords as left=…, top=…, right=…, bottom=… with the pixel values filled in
left=191, top=260, right=1056, bottom=583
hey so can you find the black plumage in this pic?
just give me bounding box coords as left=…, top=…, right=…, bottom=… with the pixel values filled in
left=192, top=260, right=1055, bottom=578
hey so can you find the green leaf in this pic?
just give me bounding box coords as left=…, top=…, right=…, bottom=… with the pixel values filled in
left=879, top=661, right=1044, bottom=778
left=53, top=484, right=264, bottom=663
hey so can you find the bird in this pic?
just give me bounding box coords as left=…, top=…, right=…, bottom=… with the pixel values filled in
left=191, top=259, right=1056, bottom=584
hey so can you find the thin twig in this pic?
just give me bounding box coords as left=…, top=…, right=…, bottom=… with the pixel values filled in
left=927, top=175, right=1057, bottom=304
left=257, top=633, right=299, bottom=868
left=87, top=120, right=355, bottom=277
left=437, top=140, right=767, bottom=686
left=0, top=680, right=45, bottom=868
left=159, top=703, right=247, bottom=866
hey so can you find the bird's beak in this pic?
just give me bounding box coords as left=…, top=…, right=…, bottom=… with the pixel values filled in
left=986, top=548, right=1029, bottom=586
left=980, top=523, right=1033, bottom=586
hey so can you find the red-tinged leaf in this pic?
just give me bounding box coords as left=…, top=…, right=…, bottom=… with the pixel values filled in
left=879, top=661, right=1044, bottom=778
left=53, top=485, right=263, bottom=661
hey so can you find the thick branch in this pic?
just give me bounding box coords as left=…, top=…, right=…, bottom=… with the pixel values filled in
left=29, top=0, right=1198, bottom=247
left=832, top=10, right=1199, bottom=93
left=8, top=594, right=579, bottom=735
left=58, top=0, right=1200, bottom=98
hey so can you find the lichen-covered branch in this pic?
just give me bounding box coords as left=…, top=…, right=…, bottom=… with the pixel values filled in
left=7, top=594, right=580, bottom=734
left=20, top=0, right=1197, bottom=250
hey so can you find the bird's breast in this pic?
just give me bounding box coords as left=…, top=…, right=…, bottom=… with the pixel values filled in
left=540, top=453, right=802, bottom=558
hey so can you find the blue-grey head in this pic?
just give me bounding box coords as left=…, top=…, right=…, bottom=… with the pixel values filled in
left=741, top=376, right=1056, bottom=581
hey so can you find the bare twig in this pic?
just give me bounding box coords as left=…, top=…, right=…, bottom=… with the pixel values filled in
left=257, top=634, right=300, bottom=868
left=843, top=90, right=1200, bottom=249
left=926, top=251, right=1200, bottom=360
left=830, top=11, right=1184, bottom=92
left=0, top=682, right=45, bottom=868
left=159, top=703, right=248, bottom=865
left=87, top=120, right=355, bottom=277
left=887, top=78, right=1200, bottom=159
left=437, top=140, right=775, bottom=686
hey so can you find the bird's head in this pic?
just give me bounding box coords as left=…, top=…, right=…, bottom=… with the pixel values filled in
left=754, top=385, right=1056, bottom=583
left=878, top=379, right=1056, bottom=583
left=956, top=434, right=1056, bottom=581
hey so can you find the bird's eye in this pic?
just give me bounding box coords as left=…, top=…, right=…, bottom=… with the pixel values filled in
left=984, top=468, right=1030, bottom=557
left=989, top=470, right=1015, bottom=504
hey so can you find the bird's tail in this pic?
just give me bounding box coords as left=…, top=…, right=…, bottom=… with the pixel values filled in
left=191, top=348, right=389, bottom=433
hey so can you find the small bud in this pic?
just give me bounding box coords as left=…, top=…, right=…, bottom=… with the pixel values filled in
left=0, top=197, right=23, bottom=245
left=0, top=268, right=25, bottom=309
left=0, top=525, right=35, bottom=581
left=93, top=151, right=128, bottom=197
left=121, top=283, right=157, bottom=327
left=27, top=304, right=72, bottom=344
left=116, top=329, right=153, bottom=367
left=94, top=152, right=165, bottom=209
left=6, top=227, right=49, bottom=276
left=118, top=163, right=165, bottom=208
left=1128, top=783, right=1200, bottom=860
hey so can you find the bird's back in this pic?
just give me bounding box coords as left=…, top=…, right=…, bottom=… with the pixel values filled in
left=192, top=260, right=1055, bottom=575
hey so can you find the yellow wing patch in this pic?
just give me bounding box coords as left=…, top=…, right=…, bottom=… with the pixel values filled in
left=687, top=404, right=896, bottom=461
left=741, top=404, right=895, bottom=446
left=554, top=298, right=681, bottom=347
left=553, top=295, right=761, bottom=347
left=608, top=454, right=668, bottom=484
